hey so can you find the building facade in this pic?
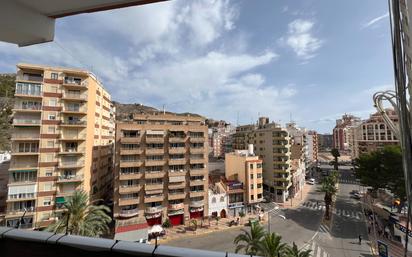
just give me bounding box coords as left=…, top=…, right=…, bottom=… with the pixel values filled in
left=6, top=63, right=115, bottom=229
left=332, top=114, right=361, bottom=153
left=318, top=134, right=333, bottom=151
left=232, top=118, right=292, bottom=203
left=208, top=181, right=228, bottom=218
left=114, top=113, right=208, bottom=233
left=225, top=148, right=263, bottom=211
left=306, top=131, right=318, bottom=164
left=353, top=109, right=399, bottom=158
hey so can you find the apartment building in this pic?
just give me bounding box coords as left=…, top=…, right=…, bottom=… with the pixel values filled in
left=208, top=122, right=234, bottom=158
left=352, top=109, right=399, bottom=158
left=233, top=117, right=292, bottom=203
left=307, top=131, right=318, bottom=163
left=332, top=114, right=361, bottom=152
left=225, top=147, right=263, bottom=211
left=318, top=134, right=333, bottom=151
left=114, top=113, right=208, bottom=233
left=6, top=64, right=115, bottom=229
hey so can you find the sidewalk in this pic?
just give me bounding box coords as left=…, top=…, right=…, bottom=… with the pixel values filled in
left=278, top=183, right=313, bottom=209
left=367, top=228, right=412, bottom=257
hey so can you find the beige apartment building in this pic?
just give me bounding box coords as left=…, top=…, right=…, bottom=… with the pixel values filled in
left=6, top=64, right=115, bottom=229
left=233, top=117, right=292, bottom=203
left=352, top=109, right=399, bottom=158
left=225, top=147, right=263, bottom=214
left=114, top=113, right=208, bottom=233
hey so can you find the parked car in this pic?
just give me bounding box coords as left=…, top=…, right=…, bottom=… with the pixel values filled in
left=350, top=190, right=359, bottom=195
left=308, top=178, right=316, bottom=185
left=352, top=193, right=361, bottom=200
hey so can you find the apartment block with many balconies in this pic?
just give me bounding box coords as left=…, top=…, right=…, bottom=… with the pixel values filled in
left=232, top=117, right=292, bottom=203
left=6, top=64, right=115, bottom=229
left=114, top=113, right=208, bottom=235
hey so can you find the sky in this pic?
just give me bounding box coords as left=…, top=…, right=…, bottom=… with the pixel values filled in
left=0, top=0, right=394, bottom=133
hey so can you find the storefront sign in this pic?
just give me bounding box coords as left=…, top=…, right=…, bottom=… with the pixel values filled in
left=394, top=222, right=412, bottom=237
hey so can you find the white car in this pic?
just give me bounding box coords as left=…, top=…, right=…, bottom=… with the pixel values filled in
left=308, top=178, right=316, bottom=185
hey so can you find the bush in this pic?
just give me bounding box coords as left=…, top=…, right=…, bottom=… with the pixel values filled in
left=162, top=218, right=171, bottom=228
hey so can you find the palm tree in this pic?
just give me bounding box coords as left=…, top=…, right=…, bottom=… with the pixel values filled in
left=284, top=242, right=312, bottom=257
left=320, top=177, right=337, bottom=220
left=234, top=222, right=265, bottom=255
left=257, top=232, right=288, bottom=257
left=331, top=148, right=340, bottom=170
left=46, top=191, right=111, bottom=237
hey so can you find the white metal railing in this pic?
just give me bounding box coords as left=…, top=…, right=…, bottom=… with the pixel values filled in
left=58, top=175, right=83, bottom=181
left=8, top=193, right=36, bottom=200
left=59, top=160, right=85, bottom=167
left=120, top=208, right=139, bottom=215
left=13, top=119, right=41, bottom=125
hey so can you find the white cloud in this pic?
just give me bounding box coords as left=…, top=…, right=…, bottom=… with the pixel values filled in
left=362, top=13, right=389, bottom=29
left=283, top=19, right=323, bottom=60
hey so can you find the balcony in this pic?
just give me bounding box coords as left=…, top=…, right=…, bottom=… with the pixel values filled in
left=58, top=160, right=85, bottom=169
left=145, top=159, right=165, bottom=166
left=61, top=106, right=87, bottom=114
left=169, top=158, right=186, bottom=165
left=60, top=120, right=87, bottom=127
left=190, top=148, right=204, bottom=154
left=145, top=171, right=165, bottom=179
left=63, top=78, right=88, bottom=88
left=168, top=192, right=186, bottom=200
left=119, top=160, right=143, bottom=168
left=168, top=147, right=186, bottom=154
left=13, top=104, right=42, bottom=113
left=190, top=179, right=205, bottom=187
left=168, top=169, right=187, bottom=177
left=59, top=147, right=85, bottom=155
left=145, top=205, right=163, bottom=214
left=11, top=133, right=40, bottom=141
left=168, top=182, right=186, bottom=190
left=189, top=169, right=206, bottom=176
left=13, top=119, right=41, bottom=126
left=189, top=157, right=205, bottom=164
left=9, top=162, right=38, bottom=171
left=119, top=208, right=139, bottom=218
left=189, top=200, right=204, bottom=208
left=6, top=206, right=35, bottom=217
left=59, top=133, right=86, bottom=141
left=144, top=194, right=164, bottom=203
left=119, top=184, right=141, bottom=194
left=7, top=193, right=36, bottom=202
left=168, top=202, right=184, bottom=211
left=120, top=137, right=141, bottom=143
left=273, top=151, right=290, bottom=156
left=56, top=175, right=83, bottom=183
left=62, top=93, right=87, bottom=101
left=189, top=190, right=205, bottom=198
left=168, top=136, right=186, bottom=143
left=118, top=197, right=140, bottom=206
left=11, top=149, right=39, bottom=156
left=119, top=172, right=143, bottom=180
left=145, top=183, right=164, bottom=191
left=189, top=137, right=205, bottom=143
left=120, top=149, right=143, bottom=155
left=145, top=148, right=164, bottom=155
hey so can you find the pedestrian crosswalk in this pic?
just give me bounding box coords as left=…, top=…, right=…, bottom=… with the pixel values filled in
left=301, top=201, right=326, bottom=210
left=300, top=201, right=364, bottom=220
left=338, top=178, right=359, bottom=184
left=333, top=209, right=363, bottom=220
left=301, top=240, right=330, bottom=257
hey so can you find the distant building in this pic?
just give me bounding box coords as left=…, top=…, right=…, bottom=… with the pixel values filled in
left=225, top=147, right=263, bottom=211
left=332, top=114, right=361, bottom=153
left=208, top=121, right=234, bottom=158
left=232, top=118, right=292, bottom=203
left=208, top=180, right=228, bottom=218
left=318, top=134, right=333, bottom=151
left=352, top=109, right=399, bottom=158
left=307, top=131, right=318, bottom=163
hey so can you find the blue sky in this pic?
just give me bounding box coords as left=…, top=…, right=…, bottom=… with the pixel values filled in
left=0, top=0, right=393, bottom=133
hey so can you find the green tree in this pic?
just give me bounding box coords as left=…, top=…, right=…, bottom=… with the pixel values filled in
left=234, top=222, right=265, bottom=255
left=355, top=145, right=405, bottom=210
left=190, top=219, right=198, bottom=231
left=46, top=191, right=111, bottom=237
left=257, top=232, right=288, bottom=257
left=320, top=176, right=337, bottom=220
left=331, top=148, right=340, bottom=170
left=0, top=74, right=15, bottom=151
left=284, top=242, right=312, bottom=257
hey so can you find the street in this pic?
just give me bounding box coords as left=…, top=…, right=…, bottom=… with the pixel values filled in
left=313, top=166, right=373, bottom=257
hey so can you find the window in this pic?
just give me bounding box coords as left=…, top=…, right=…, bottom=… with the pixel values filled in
left=15, top=82, right=41, bottom=96
left=257, top=183, right=262, bottom=188
left=48, top=98, right=57, bottom=106
left=220, top=196, right=225, bottom=202
left=212, top=197, right=216, bottom=203
left=257, top=163, right=262, bottom=169
left=45, top=171, right=53, bottom=177
left=47, top=126, right=55, bottom=134
left=48, top=113, right=56, bottom=120
left=257, top=173, right=262, bottom=178
left=250, top=164, right=254, bottom=169
left=251, top=184, right=254, bottom=189
left=257, top=193, right=262, bottom=199
left=250, top=174, right=253, bottom=179
left=51, top=73, right=58, bottom=80
left=251, top=195, right=254, bottom=200
left=43, top=183, right=52, bottom=191
left=44, top=154, right=53, bottom=162
left=43, top=197, right=51, bottom=206
left=47, top=141, right=54, bottom=148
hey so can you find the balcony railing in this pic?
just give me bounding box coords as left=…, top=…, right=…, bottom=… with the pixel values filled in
left=119, top=208, right=139, bottom=217
left=57, top=175, right=83, bottom=182
left=6, top=206, right=35, bottom=214
left=169, top=203, right=184, bottom=210
left=60, top=133, right=86, bottom=140
left=13, top=119, right=41, bottom=125
left=59, top=160, right=85, bottom=168
left=62, top=93, right=87, bottom=100
left=145, top=206, right=163, bottom=214
left=11, top=133, right=40, bottom=140
left=62, top=106, right=87, bottom=113
left=8, top=193, right=36, bottom=201
left=60, top=147, right=85, bottom=153
left=13, top=104, right=42, bottom=111
left=61, top=120, right=87, bottom=126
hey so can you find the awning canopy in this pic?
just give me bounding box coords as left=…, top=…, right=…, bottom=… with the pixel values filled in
left=55, top=197, right=65, bottom=204
left=0, top=0, right=166, bottom=46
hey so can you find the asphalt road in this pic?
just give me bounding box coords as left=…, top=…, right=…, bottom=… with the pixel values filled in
left=315, top=167, right=373, bottom=257
left=165, top=180, right=325, bottom=253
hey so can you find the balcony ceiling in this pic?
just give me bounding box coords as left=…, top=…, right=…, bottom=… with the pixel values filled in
left=0, top=0, right=167, bottom=46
